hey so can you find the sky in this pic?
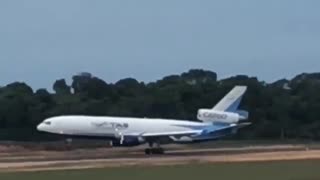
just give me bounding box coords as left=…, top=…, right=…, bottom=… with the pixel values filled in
left=0, top=0, right=320, bottom=90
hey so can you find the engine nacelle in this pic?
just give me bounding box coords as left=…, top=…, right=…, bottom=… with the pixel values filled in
left=197, top=109, right=240, bottom=124
left=111, top=136, right=145, bottom=147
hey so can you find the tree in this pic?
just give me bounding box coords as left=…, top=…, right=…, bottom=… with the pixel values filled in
left=53, top=79, right=71, bottom=95
left=1, top=70, right=320, bottom=141
left=71, top=73, right=113, bottom=99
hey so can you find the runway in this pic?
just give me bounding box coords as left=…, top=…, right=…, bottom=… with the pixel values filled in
left=0, top=144, right=309, bottom=162
left=1, top=144, right=320, bottom=172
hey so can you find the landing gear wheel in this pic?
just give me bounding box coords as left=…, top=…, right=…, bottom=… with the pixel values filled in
left=145, top=148, right=151, bottom=155
left=144, top=148, right=165, bottom=155
left=153, top=148, right=164, bottom=154
left=160, top=148, right=164, bottom=154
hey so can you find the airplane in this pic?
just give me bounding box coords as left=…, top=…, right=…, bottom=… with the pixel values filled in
left=37, top=86, right=250, bottom=155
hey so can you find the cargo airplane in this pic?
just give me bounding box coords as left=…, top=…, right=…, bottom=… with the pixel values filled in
left=37, top=86, right=250, bottom=154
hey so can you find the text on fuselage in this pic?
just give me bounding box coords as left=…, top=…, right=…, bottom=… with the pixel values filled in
left=199, top=112, right=228, bottom=119
left=91, top=122, right=129, bottom=129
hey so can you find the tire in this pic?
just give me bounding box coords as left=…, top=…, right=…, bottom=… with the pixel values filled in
left=145, top=148, right=151, bottom=155
left=152, top=148, right=164, bottom=155
left=158, top=148, right=164, bottom=154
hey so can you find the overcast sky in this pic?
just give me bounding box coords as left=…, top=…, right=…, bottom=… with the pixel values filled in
left=1, top=0, right=320, bottom=90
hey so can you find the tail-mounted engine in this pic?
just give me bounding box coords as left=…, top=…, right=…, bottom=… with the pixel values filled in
left=197, top=109, right=243, bottom=124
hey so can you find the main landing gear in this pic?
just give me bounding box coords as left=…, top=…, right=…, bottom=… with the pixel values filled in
left=145, top=142, right=165, bottom=155
left=145, top=148, right=165, bottom=155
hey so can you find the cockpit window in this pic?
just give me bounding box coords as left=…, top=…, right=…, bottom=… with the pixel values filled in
left=44, top=121, right=51, bottom=125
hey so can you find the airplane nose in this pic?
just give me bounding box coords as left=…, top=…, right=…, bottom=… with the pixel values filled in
left=37, top=123, right=44, bottom=131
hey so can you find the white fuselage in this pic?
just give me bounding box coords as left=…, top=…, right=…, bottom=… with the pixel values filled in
left=37, top=115, right=212, bottom=138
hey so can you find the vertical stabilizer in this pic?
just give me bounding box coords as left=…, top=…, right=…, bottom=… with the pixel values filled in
left=212, top=86, right=247, bottom=112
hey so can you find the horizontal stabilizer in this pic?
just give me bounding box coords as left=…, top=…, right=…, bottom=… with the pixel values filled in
left=236, top=110, right=249, bottom=120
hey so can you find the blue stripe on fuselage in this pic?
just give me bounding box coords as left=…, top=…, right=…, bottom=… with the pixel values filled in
left=171, top=123, right=236, bottom=142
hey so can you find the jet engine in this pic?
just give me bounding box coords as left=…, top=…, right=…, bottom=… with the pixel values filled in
left=111, top=136, right=145, bottom=147
left=197, top=109, right=241, bottom=124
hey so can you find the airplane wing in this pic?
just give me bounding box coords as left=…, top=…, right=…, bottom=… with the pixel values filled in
left=141, top=130, right=203, bottom=137
left=123, top=123, right=245, bottom=138
left=123, top=130, right=203, bottom=137
left=117, top=123, right=250, bottom=144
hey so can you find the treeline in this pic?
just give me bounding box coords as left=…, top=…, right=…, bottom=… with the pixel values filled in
left=1, top=69, right=320, bottom=141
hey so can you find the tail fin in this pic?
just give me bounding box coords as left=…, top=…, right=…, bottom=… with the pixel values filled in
left=213, top=86, right=247, bottom=112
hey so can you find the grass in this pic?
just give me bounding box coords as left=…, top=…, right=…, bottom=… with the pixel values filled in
left=1, top=160, right=320, bottom=180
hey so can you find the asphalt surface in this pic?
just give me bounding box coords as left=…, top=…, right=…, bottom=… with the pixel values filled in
left=0, top=144, right=308, bottom=162
left=1, top=145, right=319, bottom=172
